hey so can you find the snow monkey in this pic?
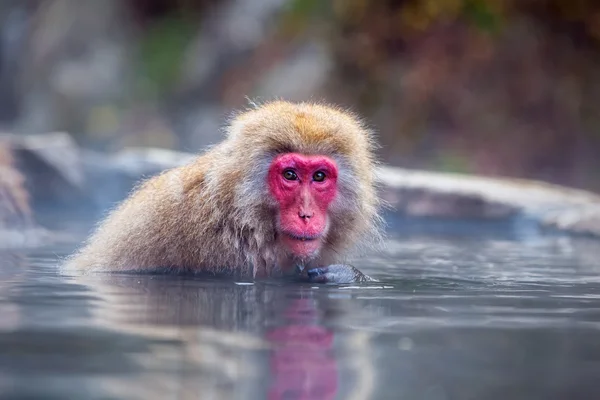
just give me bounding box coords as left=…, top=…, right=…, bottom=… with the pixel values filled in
left=64, top=101, right=382, bottom=283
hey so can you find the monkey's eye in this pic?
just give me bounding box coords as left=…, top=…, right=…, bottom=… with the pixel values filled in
left=313, top=171, right=326, bottom=182
left=283, top=169, right=298, bottom=180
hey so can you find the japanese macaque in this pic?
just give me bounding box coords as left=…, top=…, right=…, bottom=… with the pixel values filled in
left=64, top=101, right=382, bottom=283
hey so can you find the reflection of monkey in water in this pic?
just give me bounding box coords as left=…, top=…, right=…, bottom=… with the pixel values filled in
left=65, top=101, right=382, bottom=283
left=267, top=299, right=338, bottom=400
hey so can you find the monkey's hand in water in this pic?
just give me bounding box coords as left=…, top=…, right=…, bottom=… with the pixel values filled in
left=306, top=264, right=375, bottom=284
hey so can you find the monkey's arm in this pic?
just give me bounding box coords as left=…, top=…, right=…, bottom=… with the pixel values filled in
left=305, top=264, right=376, bottom=284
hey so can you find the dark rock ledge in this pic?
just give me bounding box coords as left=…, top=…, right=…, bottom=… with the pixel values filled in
left=0, top=137, right=50, bottom=249
left=1, top=132, right=599, bottom=249
left=377, top=166, right=600, bottom=237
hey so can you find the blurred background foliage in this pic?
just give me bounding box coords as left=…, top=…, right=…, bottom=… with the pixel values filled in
left=1, top=0, right=600, bottom=190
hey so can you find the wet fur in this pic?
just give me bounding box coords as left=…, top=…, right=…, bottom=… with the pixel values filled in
left=64, top=101, right=383, bottom=277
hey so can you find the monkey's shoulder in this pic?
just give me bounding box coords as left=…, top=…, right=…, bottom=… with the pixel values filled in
left=129, top=152, right=214, bottom=195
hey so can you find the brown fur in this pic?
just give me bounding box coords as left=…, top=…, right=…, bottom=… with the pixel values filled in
left=64, top=101, right=382, bottom=277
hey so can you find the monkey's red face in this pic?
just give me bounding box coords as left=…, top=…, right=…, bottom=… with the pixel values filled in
left=268, top=153, right=338, bottom=259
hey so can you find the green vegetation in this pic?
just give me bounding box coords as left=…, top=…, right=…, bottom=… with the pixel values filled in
left=136, top=14, right=197, bottom=99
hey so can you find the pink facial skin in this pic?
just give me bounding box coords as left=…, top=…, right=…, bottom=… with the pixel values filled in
left=267, top=153, right=338, bottom=259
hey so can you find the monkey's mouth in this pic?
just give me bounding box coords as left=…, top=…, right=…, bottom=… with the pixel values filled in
left=280, top=231, right=323, bottom=258
left=283, top=232, right=321, bottom=242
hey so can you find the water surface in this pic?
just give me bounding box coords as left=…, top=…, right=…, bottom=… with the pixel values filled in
left=1, top=218, right=600, bottom=399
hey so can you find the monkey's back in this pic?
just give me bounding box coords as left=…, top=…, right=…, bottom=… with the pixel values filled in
left=63, top=148, right=248, bottom=274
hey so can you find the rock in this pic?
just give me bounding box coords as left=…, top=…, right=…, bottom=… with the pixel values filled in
left=377, top=166, right=600, bottom=237
left=0, top=140, right=52, bottom=248
left=380, top=187, right=517, bottom=220
left=0, top=132, right=109, bottom=241
left=2, top=132, right=88, bottom=214
left=4, top=135, right=194, bottom=217
left=0, top=142, right=32, bottom=229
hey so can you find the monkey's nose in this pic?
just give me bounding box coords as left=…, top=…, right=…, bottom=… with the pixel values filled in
left=298, top=211, right=313, bottom=219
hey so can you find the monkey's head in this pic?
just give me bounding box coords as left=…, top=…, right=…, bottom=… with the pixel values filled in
left=219, top=101, right=382, bottom=267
